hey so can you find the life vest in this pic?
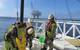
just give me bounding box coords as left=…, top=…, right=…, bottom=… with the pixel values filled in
left=46, top=21, right=57, bottom=38
left=46, top=22, right=52, bottom=32
left=16, top=27, right=26, bottom=50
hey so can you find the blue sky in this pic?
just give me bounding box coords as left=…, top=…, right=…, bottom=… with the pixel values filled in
left=0, top=0, right=80, bottom=19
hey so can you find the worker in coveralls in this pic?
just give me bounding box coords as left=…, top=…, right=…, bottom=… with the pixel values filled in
left=41, top=14, right=57, bottom=50
left=5, top=24, right=18, bottom=50
left=26, top=18, right=35, bottom=50
left=15, top=22, right=26, bottom=50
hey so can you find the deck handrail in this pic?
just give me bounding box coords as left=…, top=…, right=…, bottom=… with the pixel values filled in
left=31, top=19, right=80, bottom=39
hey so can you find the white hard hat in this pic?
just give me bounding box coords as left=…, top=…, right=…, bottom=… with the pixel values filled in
left=28, top=18, right=32, bottom=22
left=48, top=14, right=54, bottom=19
left=27, top=28, right=34, bottom=34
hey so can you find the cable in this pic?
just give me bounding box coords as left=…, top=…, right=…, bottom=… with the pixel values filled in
left=30, top=0, right=34, bottom=18
left=30, top=0, right=34, bottom=10
left=65, top=0, right=72, bottom=19
left=54, top=0, right=56, bottom=17
left=16, top=0, right=19, bottom=21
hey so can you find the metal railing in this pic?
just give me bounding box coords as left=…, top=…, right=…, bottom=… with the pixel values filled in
left=56, top=21, right=80, bottom=39
left=32, top=19, right=80, bottom=39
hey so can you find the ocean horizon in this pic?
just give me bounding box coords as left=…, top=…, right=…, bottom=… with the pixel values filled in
left=0, top=17, right=80, bottom=42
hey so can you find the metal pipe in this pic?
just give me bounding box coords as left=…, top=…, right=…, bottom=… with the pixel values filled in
left=20, top=0, right=24, bottom=23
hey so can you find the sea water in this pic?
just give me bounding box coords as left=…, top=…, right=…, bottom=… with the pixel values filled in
left=0, top=17, right=80, bottom=42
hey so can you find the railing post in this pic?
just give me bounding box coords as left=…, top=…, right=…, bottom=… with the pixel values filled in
left=56, top=21, right=58, bottom=34
left=35, top=22, right=38, bottom=37
left=62, top=22, right=66, bottom=39
left=63, top=22, right=66, bottom=35
left=43, top=22, right=45, bottom=32
left=73, top=24, right=75, bottom=38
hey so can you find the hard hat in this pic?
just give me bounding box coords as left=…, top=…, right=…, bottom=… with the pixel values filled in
left=48, top=14, right=54, bottom=19
left=28, top=18, right=32, bottom=23
left=27, top=28, right=34, bottom=34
